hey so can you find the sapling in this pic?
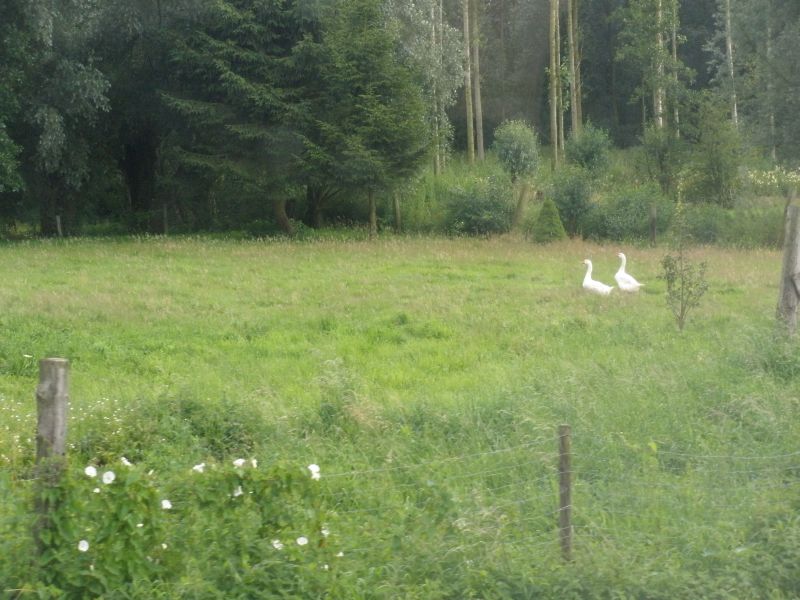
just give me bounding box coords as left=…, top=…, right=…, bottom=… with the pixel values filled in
left=661, top=200, right=708, bottom=331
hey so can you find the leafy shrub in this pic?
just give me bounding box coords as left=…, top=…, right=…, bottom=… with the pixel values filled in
left=549, top=165, right=591, bottom=236
left=492, top=120, right=540, bottom=181
left=684, top=97, right=742, bottom=207
left=530, top=197, right=566, bottom=243
left=661, top=200, right=782, bottom=248
left=641, top=124, right=686, bottom=196
left=444, top=174, right=514, bottom=236
left=582, top=184, right=673, bottom=242
left=564, top=123, right=612, bottom=173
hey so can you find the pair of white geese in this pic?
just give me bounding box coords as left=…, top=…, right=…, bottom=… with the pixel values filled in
left=583, top=253, right=643, bottom=295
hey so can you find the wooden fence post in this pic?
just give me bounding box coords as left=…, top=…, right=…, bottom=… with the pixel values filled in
left=777, top=205, right=800, bottom=334
left=55, top=215, right=63, bottom=238
left=34, top=358, right=70, bottom=554
left=558, top=424, right=572, bottom=562
left=649, top=205, right=658, bottom=247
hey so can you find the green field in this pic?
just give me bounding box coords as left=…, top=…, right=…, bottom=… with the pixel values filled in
left=2, top=236, right=799, bottom=598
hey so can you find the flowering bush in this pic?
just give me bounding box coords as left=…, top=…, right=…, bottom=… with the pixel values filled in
left=745, top=167, right=800, bottom=197
left=22, top=457, right=339, bottom=597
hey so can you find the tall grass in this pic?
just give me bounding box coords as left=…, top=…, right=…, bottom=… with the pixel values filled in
left=1, top=236, right=798, bottom=597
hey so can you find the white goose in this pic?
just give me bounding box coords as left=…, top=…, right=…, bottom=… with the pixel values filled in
left=582, top=259, right=614, bottom=295
left=614, top=252, right=644, bottom=292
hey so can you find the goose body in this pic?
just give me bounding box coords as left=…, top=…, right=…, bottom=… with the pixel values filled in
left=614, top=253, right=644, bottom=292
left=582, top=259, right=614, bottom=295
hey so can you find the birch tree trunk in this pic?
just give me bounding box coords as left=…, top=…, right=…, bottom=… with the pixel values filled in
left=654, top=0, right=666, bottom=129
left=766, top=0, right=776, bottom=161
left=567, top=0, right=581, bottom=136
left=572, top=0, right=582, bottom=129
left=549, top=0, right=560, bottom=168
left=470, top=0, right=485, bottom=161
left=431, top=4, right=441, bottom=175
left=556, top=1, right=565, bottom=153
left=438, top=0, right=447, bottom=170
left=671, top=0, right=680, bottom=137
left=463, top=0, right=475, bottom=164
left=724, top=0, right=739, bottom=128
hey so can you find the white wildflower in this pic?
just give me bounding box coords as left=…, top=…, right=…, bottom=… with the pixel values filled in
left=233, top=486, right=243, bottom=497
left=78, top=540, right=89, bottom=552
left=296, top=536, right=309, bottom=546
left=192, top=463, right=205, bottom=473
left=136, top=523, right=144, bottom=528
left=307, top=464, right=321, bottom=480
left=336, top=551, right=344, bottom=558
left=102, top=471, right=115, bottom=484
left=233, top=458, right=246, bottom=468
left=84, top=465, right=97, bottom=478
left=271, top=539, right=284, bottom=550
left=121, top=457, right=132, bottom=467
left=161, top=499, right=172, bottom=510
left=93, top=488, right=100, bottom=493
left=251, top=458, right=258, bottom=468
left=162, top=543, right=168, bottom=550
left=321, top=526, right=330, bottom=538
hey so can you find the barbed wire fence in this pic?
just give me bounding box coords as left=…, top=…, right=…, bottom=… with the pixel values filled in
left=317, top=426, right=800, bottom=565
left=27, top=358, right=800, bottom=568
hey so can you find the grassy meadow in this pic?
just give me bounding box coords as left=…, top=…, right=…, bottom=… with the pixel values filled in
left=1, top=235, right=799, bottom=598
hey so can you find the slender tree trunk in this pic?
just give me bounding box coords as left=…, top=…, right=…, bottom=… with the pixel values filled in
left=671, top=0, right=680, bottom=137
left=654, top=0, right=666, bottom=129
left=368, top=189, right=377, bottom=239
left=463, top=0, right=475, bottom=164
left=556, top=1, right=565, bottom=153
left=766, top=0, right=776, bottom=161
left=512, top=182, right=530, bottom=230
left=438, top=0, right=447, bottom=169
left=549, top=0, right=559, bottom=168
left=273, top=197, right=293, bottom=235
left=393, top=191, right=402, bottom=233
left=724, top=0, right=738, bottom=128
left=470, top=0, right=485, bottom=161
left=567, top=0, right=580, bottom=137
left=572, top=0, right=582, bottom=129
left=431, top=4, right=441, bottom=175
left=499, top=0, right=508, bottom=121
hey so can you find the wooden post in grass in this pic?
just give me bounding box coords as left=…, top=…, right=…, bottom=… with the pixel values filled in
left=558, top=424, right=572, bottom=562
left=649, top=205, right=658, bottom=247
left=163, top=204, right=169, bottom=236
left=55, top=215, right=63, bottom=238
left=777, top=205, right=800, bottom=335
left=34, top=358, right=70, bottom=554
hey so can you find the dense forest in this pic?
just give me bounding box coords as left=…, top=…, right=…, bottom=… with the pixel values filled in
left=1, top=0, right=798, bottom=238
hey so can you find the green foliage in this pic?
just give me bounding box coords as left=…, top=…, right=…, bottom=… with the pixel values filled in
left=675, top=201, right=783, bottom=248
left=549, top=165, right=592, bottom=236
left=444, top=174, right=514, bottom=235
left=564, top=123, right=612, bottom=173
left=641, top=124, right=686, bottom=196
left=683, top=97, right=743, bottom=207
left=582, top=183, right=673, bottom=242
left=530, top=196, right=566, bottom=243
left=492, top=120, right=540, bottom=182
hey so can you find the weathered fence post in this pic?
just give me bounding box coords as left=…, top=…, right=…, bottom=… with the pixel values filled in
left=558, top=424, right=572, bottom=562
left=777, top=205, right=800, bottom=334
left=163, top=204, right=169, bottom=236
left=649, top=205, right=658, bottom=247
left=34, top=358, right=70, bottom=554
left=55, top=215, right=63, bottom=238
